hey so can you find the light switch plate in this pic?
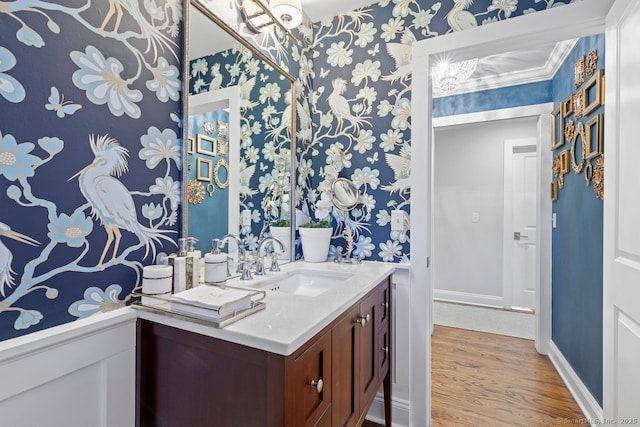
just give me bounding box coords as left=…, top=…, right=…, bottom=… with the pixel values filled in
left=391, top=210, right=404, bottom=231
left=552, top=212, right=556, bottom=228
left=472, top=212, right=479, bottom=223
left=241, top=209, right=252, bottom=226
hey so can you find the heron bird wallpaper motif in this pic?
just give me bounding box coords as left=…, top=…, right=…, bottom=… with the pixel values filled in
left=1, top=0, right=575, bottom=340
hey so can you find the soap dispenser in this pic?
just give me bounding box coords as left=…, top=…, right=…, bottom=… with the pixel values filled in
left=204, top=239, right=228, bottom=284
left=186, top=237, right=201, bottom=286
left=169, top=237, right=189, bottom=293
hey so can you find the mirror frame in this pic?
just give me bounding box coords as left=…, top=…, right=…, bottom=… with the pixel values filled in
left=182, top=0, right=298, bottom=260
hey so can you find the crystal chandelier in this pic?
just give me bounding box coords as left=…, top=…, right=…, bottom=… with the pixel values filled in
left=431, top=58, right=479, bottom=92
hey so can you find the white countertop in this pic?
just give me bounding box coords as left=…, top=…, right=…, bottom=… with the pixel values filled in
left=136, top=260, right=396, bottom=356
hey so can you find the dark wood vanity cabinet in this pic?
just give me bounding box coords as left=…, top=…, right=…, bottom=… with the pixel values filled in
left=136, top=276, right=391, bottom=427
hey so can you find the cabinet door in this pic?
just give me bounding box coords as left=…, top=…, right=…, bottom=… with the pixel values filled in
left=377, top=280, right=391, bottom=378
left=358, top=291, right=379, bottom=409
left=378, top=280, right=390, bottom=327
left=378, top=326, right=390, bottom=377
left=331, top=306, right=360, bottom=427
left=293, top=330, right=332, bottom=427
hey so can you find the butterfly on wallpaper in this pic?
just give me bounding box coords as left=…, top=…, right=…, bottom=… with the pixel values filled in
left=259, top=162, right=268, bottom=172
left=319, top=68, right=330, bottom=79
left=45, top=87, right=82, bottom=118
left=368, top=43, right=380, bottom=56
left=260, top=73, right=268, bottom=82
left=366, top=152, right=379, bottom=164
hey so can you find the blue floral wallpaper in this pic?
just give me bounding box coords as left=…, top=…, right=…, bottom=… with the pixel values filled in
left=0, top=0, right=182, bottom=340
left=299, top=0, right=577, bottom=262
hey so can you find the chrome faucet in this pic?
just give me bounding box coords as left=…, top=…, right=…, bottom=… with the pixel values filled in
left=221, top=234, right=252, bottom=280
left=255, top=236, right=285, bottom=275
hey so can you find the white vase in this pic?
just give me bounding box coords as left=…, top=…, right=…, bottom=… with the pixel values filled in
left=269, top=226, right=291, bottom=260
left=299, top=227, right=332, bottom=263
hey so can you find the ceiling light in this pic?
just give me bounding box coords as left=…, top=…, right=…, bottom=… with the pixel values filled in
left=270, top=0, right=303, bottom=29
left=431, top=59, right=478, bottom=92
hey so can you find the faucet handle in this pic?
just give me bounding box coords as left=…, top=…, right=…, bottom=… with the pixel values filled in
left=239, top=259, right=253, bottom=281
left=269, top=251, right=281, bottom=272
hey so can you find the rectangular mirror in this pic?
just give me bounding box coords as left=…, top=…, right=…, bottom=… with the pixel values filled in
left=183, top=0, right=297, bottom=261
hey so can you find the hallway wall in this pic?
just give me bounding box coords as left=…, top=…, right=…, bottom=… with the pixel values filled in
left=433, top=117, right=538, bottom=305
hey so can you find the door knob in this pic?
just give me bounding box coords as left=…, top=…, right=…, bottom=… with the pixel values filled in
left=310, top=379, right=323, bottom=393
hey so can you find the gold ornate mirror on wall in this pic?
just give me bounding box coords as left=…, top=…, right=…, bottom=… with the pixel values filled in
left=182, top=0, right=297, bottom=259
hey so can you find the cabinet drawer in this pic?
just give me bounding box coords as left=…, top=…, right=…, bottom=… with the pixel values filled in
left=294, top=330, right=332, bottom=427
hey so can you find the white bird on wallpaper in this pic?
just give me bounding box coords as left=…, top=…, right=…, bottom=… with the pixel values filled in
left=327, top=78, right=370, bottom=133
left=99, top=0, right=177, bottom=59
left=381, top=144, right=411, bottom=197
left=296, top=98, right=312, bottom=142
left=446, top=0, right=477, bottom=32
left=382, top=32, right=416, bottom=83
left=0, top=223, right=40, bottom=297
left=69, top=135, right=174, bottom=269
left=238, top=73, right=259, bottom=111
left=267, top=91, right=292, bottom=141
left=209, top=63, right=224, bottom=91
left=239, top=160, right=257, bottom=198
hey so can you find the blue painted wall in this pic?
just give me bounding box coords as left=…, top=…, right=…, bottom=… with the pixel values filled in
left=0, top=0, right=182, bottom=340
left=433, top=81, right=552, bottom=117
left=551, top=34, right=605, bottom=405
left=188, top=109, right=230, bottom=253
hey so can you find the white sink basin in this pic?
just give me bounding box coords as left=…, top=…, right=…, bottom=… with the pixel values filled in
left=250, top=270, right=353, bottom=297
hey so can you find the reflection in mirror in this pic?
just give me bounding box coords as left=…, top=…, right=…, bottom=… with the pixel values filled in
left=331, top=178, right=360, bottom=212
left=185, top=1, right=296, bottom=260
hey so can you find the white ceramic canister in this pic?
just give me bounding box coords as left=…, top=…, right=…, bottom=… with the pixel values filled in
left=204, top=252, right=228, bottom=284
left=141, top=265, right=173, bottom=306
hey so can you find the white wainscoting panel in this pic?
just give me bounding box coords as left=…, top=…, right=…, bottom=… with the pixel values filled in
left=0, top=308, right=137, bottom=427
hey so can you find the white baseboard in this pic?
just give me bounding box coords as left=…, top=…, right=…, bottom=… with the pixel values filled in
left=548, top=341, right=603, bottom=425
left=433, top=289, right=504, bottom=308
left=366, top=392, right=410, bottom=427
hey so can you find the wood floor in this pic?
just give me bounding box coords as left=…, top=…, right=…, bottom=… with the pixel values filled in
left=432, top=325, right=587, bottom=426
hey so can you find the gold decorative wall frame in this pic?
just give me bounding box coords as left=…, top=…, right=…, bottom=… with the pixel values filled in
left=584, top=162, right=593, bottom=186
left=197, top=133, right=217, bottom=156
left=582, top=69, right=603, bottom=117
left=217, top=121, right=228, bottom=139
left=196, top=157, right=213, bottom=182
left=574, top=91, right=584, bottom=119
left=585, top=114, right=603, bottom=160
left=187, top=137, right=195, bottom=155
left=551, top=103, right=564, bottom=150
left=594, top=155, right=604, bottom=200
left=213, top=159, right=230, bottom=189
left=574, top=56, right=585, bottom=88
left=551, top=181, right=558, bottom=201
left=586, top=50, right=598, bottom=76
left=559, top=149, right=570, bottom=174
left=565, top=119, right=575, bottom=142
left=571, top=122, right=586, bottom=174
left=562, top=95, right=574, bottom=118
left=217, top=139, right=229, bottom=157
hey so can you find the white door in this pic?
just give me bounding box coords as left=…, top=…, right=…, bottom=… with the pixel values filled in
left=604, top=0, right=640, bottom=420
left=504, top=139, right=537, bottom=311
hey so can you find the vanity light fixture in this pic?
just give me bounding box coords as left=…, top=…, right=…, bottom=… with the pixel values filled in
left=242, top=0, right=303, bottom=33
left=270, top=0, right=303, bottom=29
left=431, top=58, right=478, bottom=93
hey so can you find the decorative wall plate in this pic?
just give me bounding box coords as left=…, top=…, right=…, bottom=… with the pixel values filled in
left=203, top=120, right=215, bottom=135
left=574, top=56, right=585, bottom=88
left=187, top=180, right=205, bottom=204
left=593, top=155, right=604, bottom=200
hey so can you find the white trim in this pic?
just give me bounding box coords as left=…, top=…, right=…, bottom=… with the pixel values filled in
left=188, top=86, right=241, bottom=238
left=366, top=394, right=410, bottom=427
left=433, top=39, right=578, bottom=98
left=433, top=290, right=503, bottom=308
left=548, top=342, right=603, bottom=425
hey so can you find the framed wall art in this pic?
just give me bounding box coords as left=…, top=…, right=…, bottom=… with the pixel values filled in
left=217, top=139, right=228, bottom=157
left=187, top=137, right=195, bottom=155
left=196, top=157, right=213, bottom=182
left=217, top=121, right=228, bottom=139
left=551, top=181, right=558, bottom=201
left=213, top=159, right=229, bottom=189
left=574, top=56, right=585, bottom=88
left=562, top=95, right=574, bottom=118
left=571, top=122, right=586, bottom=174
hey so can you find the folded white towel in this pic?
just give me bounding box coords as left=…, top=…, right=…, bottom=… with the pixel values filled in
left=170, top=286, right=252, bottom=319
